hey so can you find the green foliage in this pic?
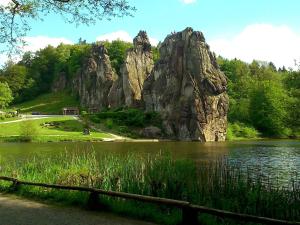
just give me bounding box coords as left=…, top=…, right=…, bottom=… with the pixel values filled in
left=0, top=116, right=112, bottom=142
left=152, top=46, right=160, bottom=63
left=67, top=44, right=91, bottom=77
left=0, top=43, right=91, bottom=103
left=219, top=57, right=298, bottom=138
left=283, top=71, right=300, bottom=134
left=226, top=122, right=260, bottom=140
left=0, top=152, right=299, bottom=224
left=92, top=108, right=162, bottom=128
left=1, top=0, right=135, bottom=55
left=0, top=82, right=13, bottom=109
left=103, top=40, right=133, bottom=73
left=12, top=91, right=79, bottom=115
left=249, top=81, right=290, bottom=137
left=19, top=120, right=38, bottom=142
left=105, top=118, right=114, bottom=129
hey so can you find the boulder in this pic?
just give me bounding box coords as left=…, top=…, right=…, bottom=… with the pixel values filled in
left=143, top=27, right=229, bottom=142
left=140, top=126, right=162, bottom=139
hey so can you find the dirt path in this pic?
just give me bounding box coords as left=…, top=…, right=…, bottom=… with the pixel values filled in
left=0, top=194, right=156, bottom=225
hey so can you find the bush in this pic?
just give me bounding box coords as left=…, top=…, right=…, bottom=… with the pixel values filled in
left=19, top=120, right=39, bottom=142
left=227, top=122, right=260, bottom=140
left=4, top=113, right=12, bottom=118
left=105, top=118, right=114, bottom=129
left=93, top=108, right=162, bottom=128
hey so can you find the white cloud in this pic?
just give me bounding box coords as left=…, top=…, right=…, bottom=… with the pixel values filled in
left=149, top=37, right=159, bottom=46
left=96, top=30, right=159, bottom=46
left=208, top=24, right=300, bottom=69
left=0, top=54, right=9, bottom=67
left=0, top=0, right=12, bottom=6
left=22, top=36, right=73, bottom=52
left=96, top=30, right=132, bottom=43
left=180, top=0, right=197, bottom=4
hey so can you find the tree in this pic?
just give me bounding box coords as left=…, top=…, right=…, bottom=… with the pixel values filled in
left=0, top=82, right=13, bottom=109
left=249, top=81, right=289, bottom=137
left=284, top=71, right=300, bottom=133
left=103, top=40, right=133, bottom=73
left=0, top=0, right=135, bottom=54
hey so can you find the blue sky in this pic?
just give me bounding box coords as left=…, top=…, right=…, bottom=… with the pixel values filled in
left=1, top=0, right=300, bottom=68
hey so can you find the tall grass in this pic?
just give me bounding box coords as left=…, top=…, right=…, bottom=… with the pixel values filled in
left=0, top=151, right=299, bottom=224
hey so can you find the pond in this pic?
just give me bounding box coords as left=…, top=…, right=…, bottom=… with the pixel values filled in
left=0, top=140, right=299, bottom=188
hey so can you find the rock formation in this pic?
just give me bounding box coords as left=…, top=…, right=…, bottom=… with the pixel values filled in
left=143, top=27, right=228, bottom=141
left=73, top=44, right=117, bottom=110
left=108, top=31, right=154, bottom=108
left=52, top=72, right=68, bottom=93
left=71, top=28, right=228, bottom=142
left=123, top=31, right=154, bottom=107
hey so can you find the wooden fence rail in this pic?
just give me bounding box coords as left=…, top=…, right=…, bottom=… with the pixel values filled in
left=0, top=176, right=299, bottom=225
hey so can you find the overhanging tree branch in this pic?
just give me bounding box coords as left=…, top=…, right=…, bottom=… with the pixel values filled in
left=0, top=0, right=136, bottom=55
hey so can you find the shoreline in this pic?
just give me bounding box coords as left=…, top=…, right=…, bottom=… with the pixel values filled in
left=0, top=135, right=298, bottom=143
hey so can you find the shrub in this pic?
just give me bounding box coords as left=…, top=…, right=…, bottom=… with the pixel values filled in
left=227, top=122, right=260, bottom=140
left=94, top=108, right=162, bottom=128
left=105, top=118, right=114, bottom=129
left=19, top=120, right=39, bottom=142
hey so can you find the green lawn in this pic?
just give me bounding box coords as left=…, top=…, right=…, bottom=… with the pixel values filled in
left=12, top=91, right=80, bottom=115
left=0, top=116, right=113, bottom=142
left=0, top=116, right=21, bottom=123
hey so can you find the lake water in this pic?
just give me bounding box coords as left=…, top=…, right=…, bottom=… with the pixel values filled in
left=0, top=140, right=299, bottom=188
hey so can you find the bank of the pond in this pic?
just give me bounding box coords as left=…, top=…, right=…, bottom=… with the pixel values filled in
left=0, top=151, right=299, bottom=225
left=0, top=115, right=297, bottom=143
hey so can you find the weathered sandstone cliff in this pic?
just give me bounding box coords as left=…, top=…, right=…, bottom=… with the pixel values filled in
left=108, top=31, right=154, bottom=108
left=73, top=44, right=117, bottom=110
left=143, top=27, right=228, bottom=141
left=70, top=28, right=228, bottom=142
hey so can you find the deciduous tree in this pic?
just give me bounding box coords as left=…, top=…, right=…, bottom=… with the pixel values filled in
left=0, top=0, right=135, bottom=54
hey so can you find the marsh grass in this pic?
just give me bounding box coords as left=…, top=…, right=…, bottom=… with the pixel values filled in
left=0, top=151, right=299, bottom=225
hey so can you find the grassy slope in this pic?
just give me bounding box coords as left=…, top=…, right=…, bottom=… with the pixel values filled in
left=12, top=91, right=80, bottom=115
left=0, top=116, right=112, bottom=142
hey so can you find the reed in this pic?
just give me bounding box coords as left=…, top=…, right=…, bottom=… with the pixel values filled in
left=0, top=151, right=299, bottom=225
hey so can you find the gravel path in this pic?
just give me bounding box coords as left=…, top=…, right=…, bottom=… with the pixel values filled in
left=0, top=194, right=156, bottom=225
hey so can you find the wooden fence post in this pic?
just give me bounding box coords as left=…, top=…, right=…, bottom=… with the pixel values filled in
left=10, top=180, right=20, bottom=192
left=87, top=192, right=101, bottom=210
left=181, top=206, right=199, bottom=225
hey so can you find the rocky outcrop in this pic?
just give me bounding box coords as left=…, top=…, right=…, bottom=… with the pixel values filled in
left=71, top=28, right=228, bottom=142
left=73, top=44, right=117, bottom=110
left=143, top=27, right=228, bottom=142
left=108, top=31, right=154, bottom=108
left=52, top=72, right=67, bottom=93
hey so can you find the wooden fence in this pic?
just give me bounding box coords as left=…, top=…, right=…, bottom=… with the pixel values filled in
left=0, top=176, right=299, bottom=225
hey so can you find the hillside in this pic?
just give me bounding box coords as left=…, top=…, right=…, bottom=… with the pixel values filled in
left=12, top=91, right=79, bottom=115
